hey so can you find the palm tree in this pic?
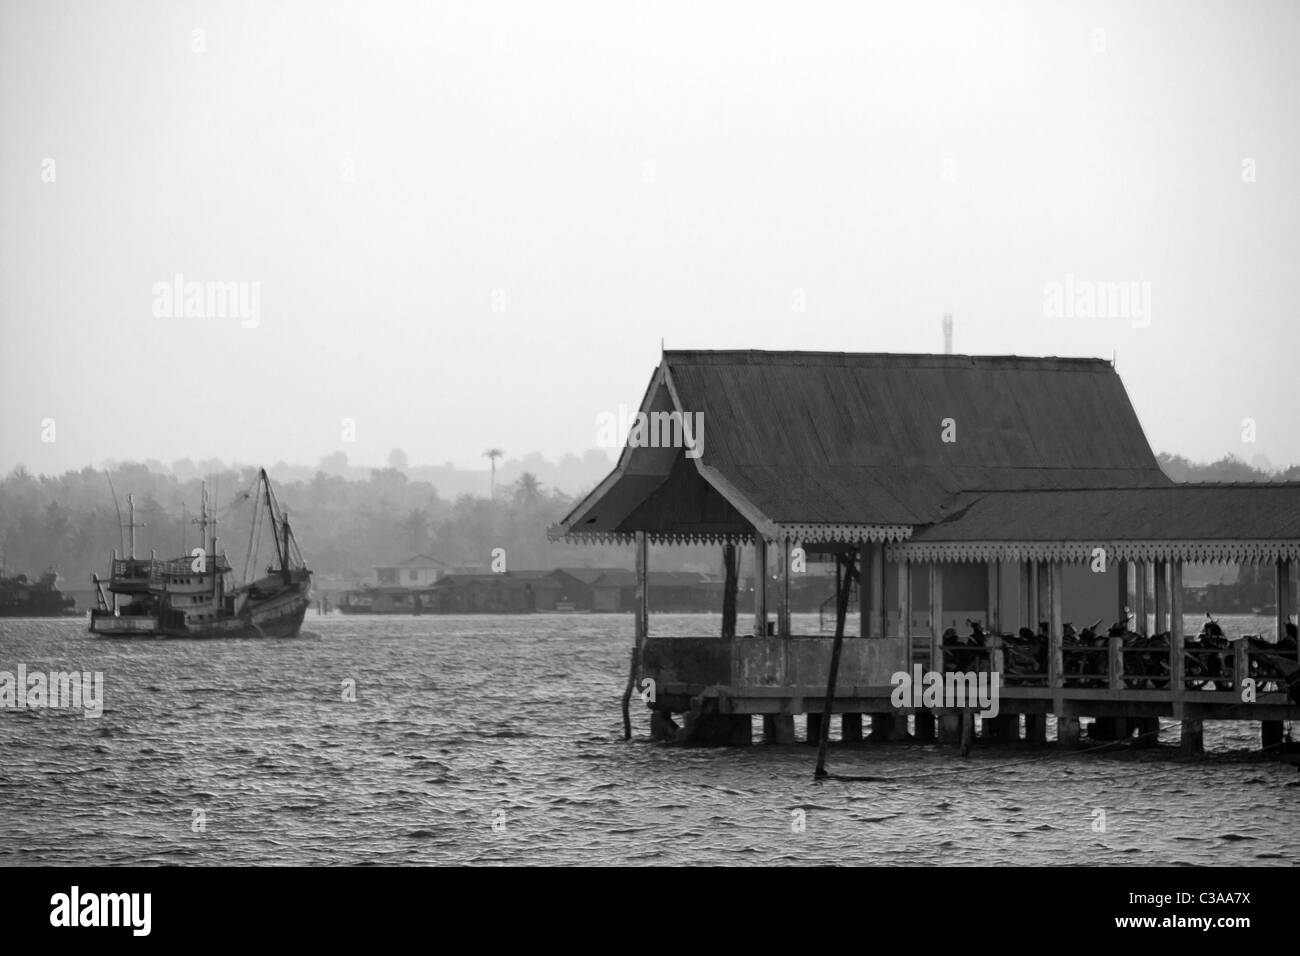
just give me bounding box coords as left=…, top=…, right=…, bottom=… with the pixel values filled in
left=482, top=448, right=505, bottom=500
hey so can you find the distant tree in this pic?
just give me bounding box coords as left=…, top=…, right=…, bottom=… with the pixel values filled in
left=403, top=508, right=430, bottom=553
left=513, top=472, right=542, bottom=506
left=482, top=448, right=505, bottom=499
left=388, top=448, right=410, bottom=471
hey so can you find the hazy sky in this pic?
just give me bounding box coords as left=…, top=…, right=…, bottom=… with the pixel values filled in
left=3, top=0, right=1298, bottom=476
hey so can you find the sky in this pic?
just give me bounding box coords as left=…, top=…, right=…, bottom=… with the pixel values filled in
left=2, top=0, right=1298, bottom=476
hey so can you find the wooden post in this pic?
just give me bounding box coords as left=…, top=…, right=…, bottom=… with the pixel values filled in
left=876, top=558, right=911, bottom=742
left=721, top=543, right=738, bottom=640
left=1048, top=561, right=1063, bottom=690
left=1154, top=559, right=1169, bottom=636
left=753, top=537, right=768, bottom=637
left=1134, top=561, right=1148, bottom=635
left=1276, top=558, right=1291, bottom=647
left=929, top=562, right=944, bottom=673
left=764, top=715, right=795, bottom=744
left=776, top=539, right=791, bottom=637
left=806, top=711, right=824, bottom=746
left=1171, top=559, right=1186, bottom=717
left=1029, top=561, right=1042, bottom=631
left=866, top=542, right=884, bottom=638
left=1024, top=713, right=1047, bottom=743
left=1019, top=561, right=1032, bottom=633
left=1117, top=558, right=1130, bottom=625
left=986, top=561, right=1001, bottom=635
left=898, top=560, right=912, bottom=651
left=841, top=713, right=863, bottom=742
left=621, top=530, right=649, bottom=740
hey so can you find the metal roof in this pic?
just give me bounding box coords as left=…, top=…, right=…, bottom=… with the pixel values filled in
left=554, top=350, right=1168, bottom=540
left=910, top=485, right=1300, bottom=542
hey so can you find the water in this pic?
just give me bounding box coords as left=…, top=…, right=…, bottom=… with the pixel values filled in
left=1, top=614, right=1296, bottom=865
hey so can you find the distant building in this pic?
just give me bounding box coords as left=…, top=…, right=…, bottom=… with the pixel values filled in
left=427, top=571, right=563, bottom=613
left=372, top=554, right=450, bottom=588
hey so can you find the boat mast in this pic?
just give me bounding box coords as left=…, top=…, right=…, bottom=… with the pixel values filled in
left=127, top=494, right=136, bottom=559
left=281, top=511, right=292, bottom=584
left=262, top=469, right=288, bottom=576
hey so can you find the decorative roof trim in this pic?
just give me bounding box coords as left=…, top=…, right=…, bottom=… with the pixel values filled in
left=887, top=539, right=1300, bottom=564
left=772, top=523, right=913, bottom=544
left=553, top=529, right=758, bottom=547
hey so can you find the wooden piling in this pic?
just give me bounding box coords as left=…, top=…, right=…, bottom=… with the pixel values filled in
left=764, top=714, right=795, bottom=745
left=1262, top=720, right=1284, bottom=754
left=1024, top=713, right=1048, bottom=743
left=807, top=711, right=825, bottom=746
left=938, top=711, right=962, bottom=744
left=841, top=713, right=863, bottom=742
left=1058, top=716, right=1082, bottom=747
left=1180, top=719, right=1204, bottom=755
left=913, top=710, right=936, bottom=742
left=621, top=530, right=649, bottom=740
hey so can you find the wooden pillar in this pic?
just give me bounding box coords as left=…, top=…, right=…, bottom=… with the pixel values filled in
left=763, top=714, right=795, bottom=745
left=1117, top=558, right=1130, bottom=625
left=864, top=542, right=885, bottom=639
left=929, top=562, right=944, bottom=671
left=1180, top=719, right=1203, bottom=755
left=1029, top=561, right=1042, bottom=631
left=1024, top=713, right=1047, bottom=743
left=752, top=537, right=768, bottom=637
left=1048, top=561, right=1063, bottom=689
left=635, top=531, right=649, bottom=643
left=898, top=560, right=912, bottom=651
left=1262, top=720, right=1285, bottom=754
left=841, top=713, right=863, bottom=742
left=1154, top=559, right=1169, bottom=635
left=938, top=711, right=962, bottom=744
left=776, top=539, right=791, bottom=637
left=806, top=711, right=824, bottom=745
left=1171, top=559, right=1186, bottom=716
left=1019, top=561, right=1032, bottom=632
left=721, top=543, right=738, bottom=640
left=621, top=530, right=650, bottom=741
left=1276, top=558, right=1292, bottom=647
left=986, top=561, right=1001, bottom=635
left=1134, top=561, right=1148, bottom=635
left=913, top=711, right=935, bottom=741
left=1059, top=716, right=1081, bottom=747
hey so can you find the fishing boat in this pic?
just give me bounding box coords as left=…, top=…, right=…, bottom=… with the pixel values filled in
left=0, top=566, right=77, bottom=617
left=89, top=469, right=311, bottom=639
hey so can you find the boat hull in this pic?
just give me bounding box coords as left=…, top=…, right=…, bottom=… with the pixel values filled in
left=89, top=583, right=310, bottom=639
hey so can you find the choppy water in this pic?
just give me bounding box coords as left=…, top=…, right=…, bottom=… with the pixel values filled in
left=1, top=614, right=1296, bottom=866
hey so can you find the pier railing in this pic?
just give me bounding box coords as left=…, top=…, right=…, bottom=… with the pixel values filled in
left=640, top=632, right=1299, bottom=720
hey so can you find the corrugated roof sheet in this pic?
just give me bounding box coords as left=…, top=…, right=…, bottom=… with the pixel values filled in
left=665, top=351, right=1166, bottom=525
left=910, top=485, right=1300, bottom=541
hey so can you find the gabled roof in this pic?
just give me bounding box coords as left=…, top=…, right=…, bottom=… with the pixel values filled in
left=553, top=350, right=1167, bottom=543
left=379, top=554, right=450, bottom=569
left=551, top=566, right=632, bottom=585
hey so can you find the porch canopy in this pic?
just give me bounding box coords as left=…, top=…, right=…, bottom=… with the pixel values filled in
left=895, top=485, right=1300, bottom=565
